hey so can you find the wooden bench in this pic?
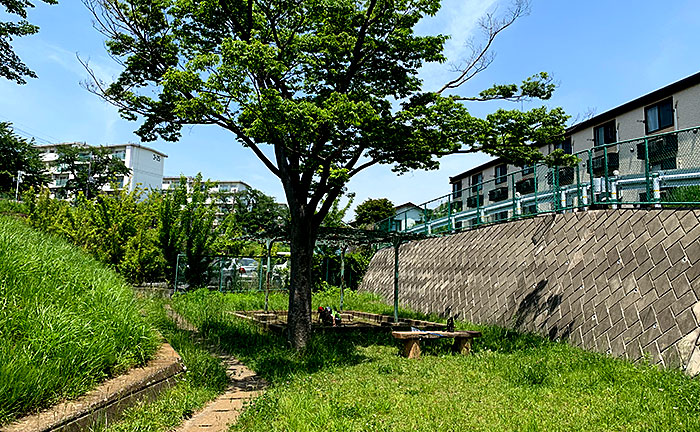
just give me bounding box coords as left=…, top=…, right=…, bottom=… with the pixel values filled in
left=392, top=330, right=482, bottom=359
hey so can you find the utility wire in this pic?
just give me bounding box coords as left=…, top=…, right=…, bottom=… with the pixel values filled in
left=0, top=113, right=62, bottom=145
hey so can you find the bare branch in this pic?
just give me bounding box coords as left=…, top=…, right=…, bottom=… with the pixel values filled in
left=437, top=0, right=530, bottom=94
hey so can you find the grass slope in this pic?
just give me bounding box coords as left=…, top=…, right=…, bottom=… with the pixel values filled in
left=0, top=215, right=159, bottom=425
left=170, top=289, right=700, bottom=432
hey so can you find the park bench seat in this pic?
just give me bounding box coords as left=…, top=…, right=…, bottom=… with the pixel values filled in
left=392, top=330, right=482, bottom=359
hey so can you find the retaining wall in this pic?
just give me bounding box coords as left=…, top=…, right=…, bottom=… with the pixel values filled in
left=360, top=210, right=700, bottom=372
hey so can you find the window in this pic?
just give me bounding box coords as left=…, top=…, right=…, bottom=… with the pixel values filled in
left=645, top=98, right=673, bottom=133
left=471, top=173, right=483, bottom=193
left=495, top=164, right=507, bottom=185
left=521, top=165, right=535, bottom=175
left=555, top=137, right=572, bottom=154
left=54, top=174, right=68, bottom=187
left=112, top=150, right=126, bottom=160
left=452, top=180, right=462, bottom=198
left=594, top=120, right=616, bottom=147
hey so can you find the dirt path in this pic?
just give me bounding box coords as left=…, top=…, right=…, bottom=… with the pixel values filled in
left=165, top=306, right=266, bottom=432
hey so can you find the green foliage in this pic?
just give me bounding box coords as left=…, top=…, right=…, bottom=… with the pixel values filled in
left=542, top=148, right=581, bottom=168
left=312, top=248, right=372, bottom=291
left=354, top=198, right=395, bottom=228
left=226, top=188, right=289, bottom=235
left=321, top=192, right=354, bottom=228
left=23, top=173, right=283, bottom=286
left=52, top=144, right=131, bottom=199
left=0, top=215, right=159, bottom=425
left=178, top=174, right=218, bottom=288
left=665, top=185, right=700, bottom=205
left=154, top=178, right=188, bottom=282
left=24, top=186, right=166, bottom=284
left=0, top=0, right=58, bottom=84
left=0, top=122, right=48, bottom=192
left=0, top=197, right=27, bottom=215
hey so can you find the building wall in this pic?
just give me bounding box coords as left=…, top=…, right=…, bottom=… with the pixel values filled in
left=675, top=85, right=700, bottom=130
left=126, top=146, right=165, bottom=191
left=360, top=209, right=700, bottom=373
left=456, top=81, right=700, bottom=191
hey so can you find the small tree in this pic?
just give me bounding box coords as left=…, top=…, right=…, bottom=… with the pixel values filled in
left=155, top=177, right=188, bottom=283
left=0, top=122, right=47, bottom=193
left=53, top=144, right=131, bottom=198
left=85, top=0, right=569, bottom=349
left=0, top=0, right=58, bottom=84
left=179, top=174, right=218, bottom=288
left=355, top=198, right=395, bottom=228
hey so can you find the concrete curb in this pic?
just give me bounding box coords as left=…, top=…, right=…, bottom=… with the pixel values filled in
left=4, top=343, right=184, bottom=432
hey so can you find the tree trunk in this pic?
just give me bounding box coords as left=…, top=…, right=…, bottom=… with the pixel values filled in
left=286, top=216, right=317, bottom=350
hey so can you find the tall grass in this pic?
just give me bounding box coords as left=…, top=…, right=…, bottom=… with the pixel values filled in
left=0, top=216, right=160, bottom=425
left=96, top=298, right=228, bottom=432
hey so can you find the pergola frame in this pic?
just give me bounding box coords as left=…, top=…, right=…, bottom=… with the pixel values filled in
left=237, top=227, right=431, bottom=320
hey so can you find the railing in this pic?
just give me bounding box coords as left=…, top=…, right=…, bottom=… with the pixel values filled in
left=378, top=126, right=700, bottom=234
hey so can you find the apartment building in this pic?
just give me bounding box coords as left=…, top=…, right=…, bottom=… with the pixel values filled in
left=162, top=177, right=251, bottom=195
left=162, top=176, right=252, bottom=214
left=37, top=142, right=167, bottom=194
left=449, top=71, right=700, bottom=216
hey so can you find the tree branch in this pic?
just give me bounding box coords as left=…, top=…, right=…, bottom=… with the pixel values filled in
left=437, top=0, right=529, bottom=94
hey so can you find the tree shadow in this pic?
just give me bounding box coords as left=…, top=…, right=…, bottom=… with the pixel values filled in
left=197, top=317, right=395, bottom=384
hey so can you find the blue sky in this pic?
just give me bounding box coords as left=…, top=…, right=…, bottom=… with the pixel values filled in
left=2, top=0, right=700, bottom=216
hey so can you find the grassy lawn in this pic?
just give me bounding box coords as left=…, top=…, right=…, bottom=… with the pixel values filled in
left=164, top=288, right=700, bottom=432
left=0, top=215, right=160, bottom=425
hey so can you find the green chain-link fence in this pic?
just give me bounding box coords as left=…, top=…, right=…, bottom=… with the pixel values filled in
left=380, top=126, right=700, bottom=234
left=174, top=254, right=290, bottom=293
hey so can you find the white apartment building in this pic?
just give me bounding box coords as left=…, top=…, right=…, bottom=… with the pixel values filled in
left=162, top=177, right=251, bottom=195
left=162, top=177, right=252, bottom=215
left=37, top=142, right=167, bottom=194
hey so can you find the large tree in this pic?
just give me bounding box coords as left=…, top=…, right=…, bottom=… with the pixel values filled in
left=1, top=0, right=58, bottom=84
left=83, top=0, right=568, bottom=349
left=0, top=122, right=47, bottom=193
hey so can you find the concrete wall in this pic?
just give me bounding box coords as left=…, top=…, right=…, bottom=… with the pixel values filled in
left=360, top=210, right=700, bottom=372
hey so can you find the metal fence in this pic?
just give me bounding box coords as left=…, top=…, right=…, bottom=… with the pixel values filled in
left=379, top=126, right=700, bottom=234
left=174, top=254, right=290, bottom=293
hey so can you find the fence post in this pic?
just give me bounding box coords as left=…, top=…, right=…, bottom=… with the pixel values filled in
left=533, top=164, right=538, bottom=214
left=644, top=137, right=651, bottom=204
left=174, top=254, right=180, bottom=293
left=575, top=162, right=582, bottom=209
left=476, top=183, right=482, bottom=226
left=511, top=173, right=517, bottom=219
left=423, top=204, right=428, bottom=234
left=447, top=193, right=452, bottom=232
left=219, top=257, right=223, bottom=292
left=589, top=150, right=595, bottom=205
left=604, top=146, right=610, bottom=206
left=554, top=166, right=560, bottom=212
